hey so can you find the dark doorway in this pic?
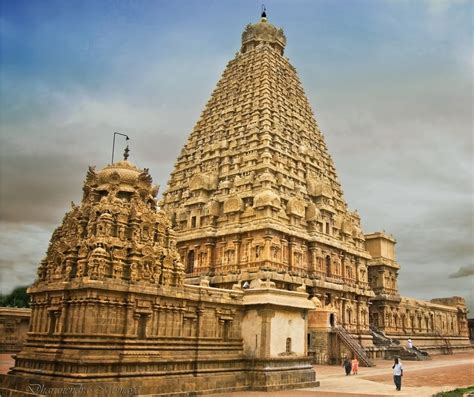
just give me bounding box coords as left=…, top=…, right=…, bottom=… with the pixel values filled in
left=187, top=250, right=195, bottom=273
left=325, top=256, right=331, bottom=276
left=330, top=313, right=335, bottom=327
left=138, top=315, right=148, bottom=339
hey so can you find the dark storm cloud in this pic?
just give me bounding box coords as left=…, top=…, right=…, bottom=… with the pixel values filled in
left=0, top=153, right=86, bottom=224
left=449, top=265, right=474, bottom=279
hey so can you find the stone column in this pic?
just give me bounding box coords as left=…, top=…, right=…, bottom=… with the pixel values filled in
left=258, top=308, right=275, bottom=358
left=152, top=304, right=160, bottom=336
left=356, top=297, right=361, bottom=332
left=309, top=244, right=317, bottom=275
left=205, top=242, right=215, bottom=271
left=281, top=238, right=288, bottom=265
left=133, top=313, right=140, bottom=336
left=30, top=304, right=38, bottom=333
left=264, top=235, right=272, bottom=261
left=233, top=239, right=241, bottom=267
left=288, top=238, right=296, bottom=271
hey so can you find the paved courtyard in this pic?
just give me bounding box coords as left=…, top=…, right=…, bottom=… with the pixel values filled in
left=212, top=352, right=474, bottom=397
left=1, top=352, right=473, bottom=396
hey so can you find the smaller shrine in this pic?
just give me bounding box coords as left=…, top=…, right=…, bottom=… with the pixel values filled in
left=1, top=149, right=317, bottom=397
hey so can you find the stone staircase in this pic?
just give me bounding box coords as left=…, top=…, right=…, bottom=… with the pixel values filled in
left=434, top=330, right=453, bottom=355
left=369, top=325, right=400, bottom=347
left=335, top=325, right=375, bottom=367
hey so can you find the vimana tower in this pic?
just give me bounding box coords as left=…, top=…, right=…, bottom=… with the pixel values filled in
left=161, top=12, right=469, bottom=354
left=162, top=12, right=376, bottom=340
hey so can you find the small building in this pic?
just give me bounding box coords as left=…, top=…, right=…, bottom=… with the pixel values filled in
left=0, top=307, right=31, bottom=353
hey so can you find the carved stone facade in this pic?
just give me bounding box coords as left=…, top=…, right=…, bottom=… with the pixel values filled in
left=161, top=15, right=470, bottom=356
left=162, top=14, right=375, bottom=344
left=1, top=154, right=317, bottom=396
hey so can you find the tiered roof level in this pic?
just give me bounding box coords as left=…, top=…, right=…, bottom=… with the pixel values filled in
left=162, top=13, right=376, bottom=306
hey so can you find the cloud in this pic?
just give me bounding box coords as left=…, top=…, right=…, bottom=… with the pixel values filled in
left=449, top=265, right=474, bottom=279
left=0, top=223, right=51, bottom=295
left=425, top=0, right=470, bottom=15
left=0, top=1, right=472, bottom=315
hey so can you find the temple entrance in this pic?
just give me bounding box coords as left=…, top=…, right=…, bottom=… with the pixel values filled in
left=330, top=313, right=335, bottom=327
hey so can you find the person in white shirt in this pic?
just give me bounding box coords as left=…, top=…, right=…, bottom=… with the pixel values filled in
left=392, top=357, right=403, bottom=391
left=407, top=338, right=413, bottom=350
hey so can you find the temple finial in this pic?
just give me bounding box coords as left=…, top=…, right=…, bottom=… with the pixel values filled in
left=111, top=132, right=130, bottom=163
left=123, top=145, right=130, bottom=161
left=261, top=4, right=267, bottom=19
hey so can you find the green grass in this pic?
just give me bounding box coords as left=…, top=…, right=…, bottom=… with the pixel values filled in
left=433, top=386, right=474, bottom=397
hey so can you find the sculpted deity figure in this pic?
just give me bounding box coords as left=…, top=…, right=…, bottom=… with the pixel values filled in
left=161, top=270, right=171, bottom=286
left=117, top=225, right=127, bottom=241
left=152, top=264, right=162, bottom=284
left=88, top=257, right=99, bottom=279
left=174, top=261, right=185, bottom=288
left=132, top=227, right=141, bottom=242
left=54, top=261, right=63, bottom=276
left=141, top=260, right=153, bottom=280
left=37, top=260, right=47, bottom=282
left=98, top=259, right=107, bottom=279
left=76, top=260, right=86, bottom=277
left=112, top=262, right=124, bottom=279
left=64, top=259, right=73, bottom=280
left=130, top=262, right=139, bottom=282
left=46, top=261, right=55, bottom=281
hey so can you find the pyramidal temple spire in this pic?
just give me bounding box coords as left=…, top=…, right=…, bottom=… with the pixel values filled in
left=162, top=16, right=365, bottom=290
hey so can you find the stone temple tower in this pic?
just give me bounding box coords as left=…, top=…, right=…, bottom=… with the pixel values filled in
left=161, top=13, right=375, bottom=340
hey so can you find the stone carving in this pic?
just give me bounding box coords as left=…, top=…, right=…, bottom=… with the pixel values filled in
left=223, top=195, right=244, bottom=214
left=253, top=189, right=281, bottom=210
left=33, top=157, right=183, bottom=288
left=286, top=197, right=305, bottom=218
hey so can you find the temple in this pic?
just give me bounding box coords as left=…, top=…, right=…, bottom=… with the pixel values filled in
left=0, top=11, right=471, bottom=397
left=160, top=13, right=470, bottom=361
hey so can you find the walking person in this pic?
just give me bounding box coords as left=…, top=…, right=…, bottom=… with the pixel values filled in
left=392, top=357, right=403, bottom=391
left=343, top=356, right=352, bottom=376
left=351, top=356, right=359, bottom=375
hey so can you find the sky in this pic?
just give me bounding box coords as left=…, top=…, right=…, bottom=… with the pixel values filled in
left=0, top=0, right=472, bottom=312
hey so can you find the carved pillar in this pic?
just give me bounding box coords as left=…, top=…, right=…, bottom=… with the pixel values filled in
left=264, top=235, right=272, bottom=262
left=30, top=304, right=38, bottom=333
left=288, top=238, right=296, bottom=270
left=205, top=242, right=215, bottom=271
left=258, top=308, right=275, bottom=358
left=233, top=239, right=241, bottom=267
left=341, top=299, right=347, bottom=326
left=57, top=303, right=67, bottom=334
left=309, top=244, right=317, bottom=275
left=152, top=304, right=160, bottom=336
left=133, top=313, right=141, bottom=336
left=281, top=238, right=288, bottom=264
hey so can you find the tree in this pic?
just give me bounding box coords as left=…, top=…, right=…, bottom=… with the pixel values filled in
left=0, top=286, right=30, bottom=308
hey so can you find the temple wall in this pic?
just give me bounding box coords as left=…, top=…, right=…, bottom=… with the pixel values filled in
left=370, top=296, right=469, bottom=340
left=0, top=308, right=31, bottom=353
left=270, top=308, right=306, bottom=356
